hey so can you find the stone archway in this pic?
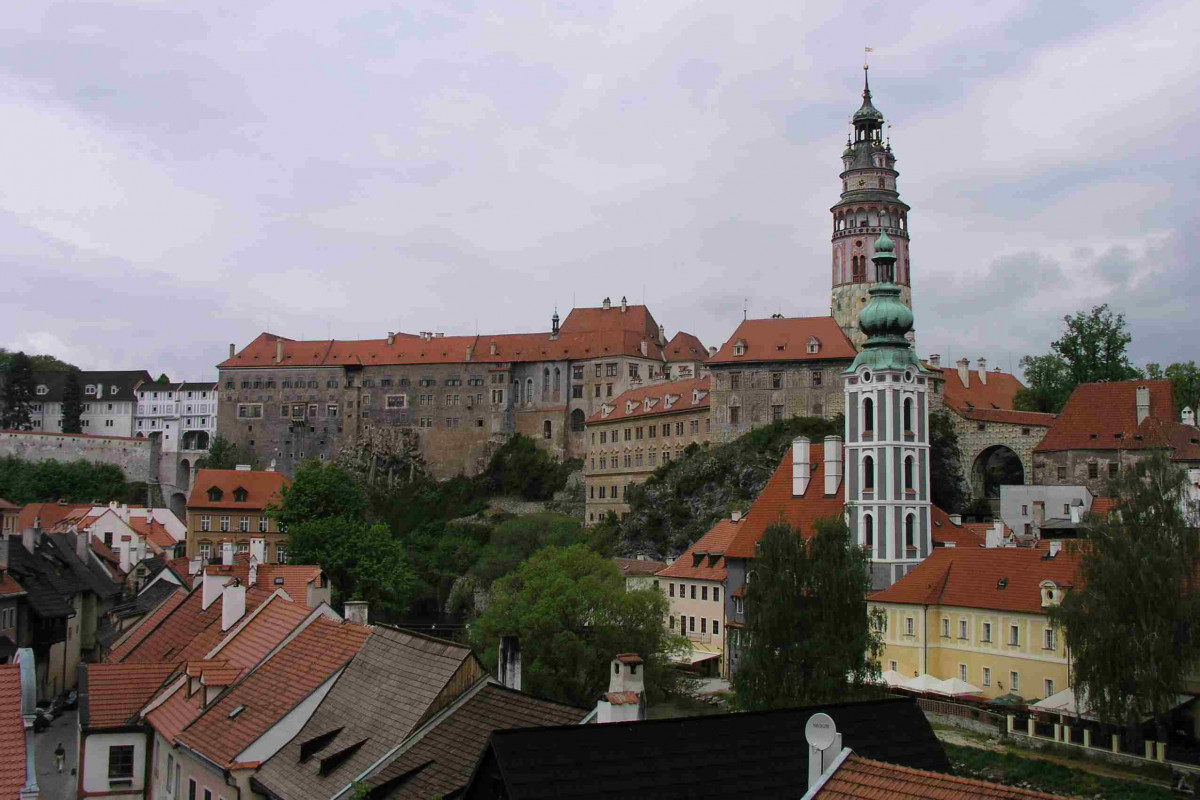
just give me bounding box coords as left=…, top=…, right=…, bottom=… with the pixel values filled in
left=972, top=445, right=1025, bottom=499
left=177, top=458, right=191, bottom=492
left=169, top=491, right=187, bottom=522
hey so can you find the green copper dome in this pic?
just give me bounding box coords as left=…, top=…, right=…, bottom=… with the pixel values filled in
left=852, top=68, right=884, bottom=124
left=874, top=229, right=894, bottom=253
left=844, top=232, right=922, bottom=374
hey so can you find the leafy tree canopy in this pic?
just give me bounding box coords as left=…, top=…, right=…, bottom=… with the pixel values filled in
left=1049, top=452, right=1200, bottom=739
left=0, top=352, right=35, bottom=431
left=480, top=435, right=578, bottom=501
left=0, top=348, right=76, bottom=372
left=271, top=459, right=366, bottom=532
left=61, top=369, right=84, bottom=434
left=733, top=516, right=884, bottom=710
left=1145, top=361, right=1200, bottom=417
left=471, top=544, right=687, bottom=706
left=0, top=455, right=142, bottom=504
left=1013, top=354, right=1073, bottom=414
left=928, top=410, right=966, bottom=514
left=195, top=435, right=259, bottom=472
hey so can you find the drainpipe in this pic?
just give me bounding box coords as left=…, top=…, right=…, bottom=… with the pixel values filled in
left=923, top=603, right=929, bottom=676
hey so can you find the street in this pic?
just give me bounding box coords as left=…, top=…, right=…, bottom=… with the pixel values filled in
left=35, top=708, right=77, bottom=800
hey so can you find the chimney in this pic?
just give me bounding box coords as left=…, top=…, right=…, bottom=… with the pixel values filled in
left=229, top=343, right=235, bottom=358
left=805, top=712, right=843, bottom=790
left=602, top=296, right=611, bottom=310
left=1184, top=407, right=1197, bottom=426
left=275, top=339, right=283, bottom=363
left=20, top=527, right=35, bottom=555
left=708, top=346, right=717, bottom=357
left=620, top=296, right=627, bottom=312
left=948, top=513, right=962, bottom=526
left=824, top=436, right=843, bottom=495
left=75, top=530, right=88, bottom=561
left=221, top=540, right=234, bottom=566
left=498, top=636, right=521, bottom=691
left=597, top=654, right=646, bottom=724
left=640, top=340, right=648, bottom=357
left=956, top=358, right=970, bottom=388
left=550, top=311, right=560, bottom=341
left=792, top=436, right=811, bottom=497
left=928, top=354, right=941, bottom=367
left=249, top=537, right=265, bottom=563
left=201, top=571, right=227, bottom=610
left=1031, top=501, right=1045, bottom=530
left=977, top=357, right=988, bottom=385
left=657, top=324, right=666, bottom=346
left=387, top=331, right=395, bottom=346
left=1136, top=385, right=1151, bottom=425
left=731, top=510, right=742, bottom=522
left=344, top=600, right=369, bottom=625
left=247, top=560, right=257, bottom=587
left=489, top=340, right=497, bottom=356
left=221, top=580, right=246, bottom=631
left=985, top=521, right=1006, bottom=548
left=1048, top=540, right=1062, bottom=558
left=235, top=464, right=252, bottom=471
left=435, top=332, right=444, bottom=338
left=189, top=555, right=202, bottom=575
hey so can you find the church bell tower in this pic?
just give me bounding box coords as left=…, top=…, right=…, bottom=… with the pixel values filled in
left=830, top=66, right=912, bottom=349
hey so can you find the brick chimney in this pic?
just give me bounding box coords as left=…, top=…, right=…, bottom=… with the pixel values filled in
left=228, top=343, right=235, bottom=358
left=956, top=358, right=970, bottom=388
left=792, top=437, right=811, bottom=497
left=1136, top=385, right=1151, bottom=424
left=498, top=636, right=521, bottom=691
left=274, top=339, right=283, bottom=363
left=824, top=436, right=843, bottom=495
left=977, top=357, right=987, bottom=385
left=602, top=297, right=611, bottom=310
left=489, top=340, right=497, bottom=356
left=928, top=354, right=941, bottom=367
left=387, top=331, right=395, bottom=346
left=344, top=600, right=369, bottom=625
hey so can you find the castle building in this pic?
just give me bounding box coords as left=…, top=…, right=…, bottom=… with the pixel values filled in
left=842, top=232, right=932, bottom=589
left=830, top=66, right=912, bottom=349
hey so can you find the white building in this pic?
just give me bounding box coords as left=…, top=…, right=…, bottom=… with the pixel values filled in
left=135, top=381, right=218, bottom=517
left=24, top=371, right=152, bottom=435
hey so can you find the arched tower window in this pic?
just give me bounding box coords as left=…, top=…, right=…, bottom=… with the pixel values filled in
left=905, top=514, right=916, bottom=550
left=570, top=408, right=585, bottom=431
left=904, top=456, right=914, bottom=492
left=903, top=398, right=913, bottom=433
left=542, top=368, right=550, bottom=396
left=553, top=368, right=561, bottom=399
left=864, top=514, right=874, bottom=550
left=525, top=378, right=534, bottom=406
left=863, top=396, right=874, bottom=434
left=863, top=455, right=875, bottom=492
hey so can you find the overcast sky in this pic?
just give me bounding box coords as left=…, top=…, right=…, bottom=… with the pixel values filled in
left=2, top=1, right=1196, bottom=381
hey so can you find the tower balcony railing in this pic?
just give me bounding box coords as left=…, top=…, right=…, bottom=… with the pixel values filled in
left=833, top=225, right=905, bottom=240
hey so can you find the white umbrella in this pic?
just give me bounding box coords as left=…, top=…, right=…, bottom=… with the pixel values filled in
left=932, top=677, right=982, bottom=697
left=902, top=674, right=943, bottom=692
left=879, top=670, right=908, bottom=688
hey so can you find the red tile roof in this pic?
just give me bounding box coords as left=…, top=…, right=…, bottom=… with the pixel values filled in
left=204, top=563, right=323, bottom=604
left=656, top=519, right=741, bottom=580
left=586, top=376, right=710, bottom=423
left=708, top=317, right=856, bottom=365
left=0, top=571, right=25, bottom=598
left=929, top=506, right=985, bottom=548
left=724, top=444, right=846, bottom=559
left=209, top=596, right=312, bottom=672
left=931, top=365, right=1028, bottom=413
left=957, top=408, right=1056, bottom=427
left=816, top=754, right=1067, bottom=799
left=174, top=616, right=370, bottom=767
left=664, top=331, right=708, bottom=363
left=107, top=589, right=188, bottom=662
left=869, top=545, right=1082, bottom=615
left=187, top=469, right=288, bottom=511
left=613, top=558, right=667, bottom=577
left=15, top=502, right=89, bottom=532
left=83, top=663, right=177, bottom=728
left=115, top=584, right=272, bottom=665
left=145, top=681, right=201, bottom=743
left=128, top=517, right=179, bottom=550
left=0, top=664, right=25, bottom=798
left=558, top=304, right=661, bottom=341
left=1089, top=497, right=1118, bottom=519
left=1034, top=380, right=1187, bottom=455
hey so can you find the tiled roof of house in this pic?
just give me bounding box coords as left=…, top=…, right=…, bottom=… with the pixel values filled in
left=707, top=317, right=856, bottom=365
left=869, top=545, right=1082, bottom=615
left=145, top=680, right=201, bottom=743
left=558, top=304, right=661, bottom=340
left=179, top=381, right=219, bottom=392
left=957, top=407, right=1056, bottom=427
left=467, top=697, right=947, bottom=799
left=187, top=469, right=288, bottom=511
left=351, top=684, right=588, bottom=800
left=107, top=589, right=188, bottom=662
left=0, top=498, right=19, bottom=510
left=44, top=532, right=122, bottom=600
left=656, top=519, right=740, bottom=580
left=209, top=597, right=313, bottom=675
left=0, top=571, right=25, bottom=598
left=1090, top=497, right=1118, bottom=519
left=613, top=557, right=667, bottom=577
left=174, top=615, right=370, bottom=768
left=664, top=332, right=708, bottom=363
left=110, top=580, right=181, bottom=621
left=724, top=444, right=846, bottom=559
left=115, top=583, right=273, bottom=665
left=253, top=626, right=478, bottom=798
left=203, top=562, right=324, bottom=604
left=587, top=376, right=710, bottom=424
left=815, top=754, right=1067, bottom=799
left=4, top=537, right=80, bottom=618
left=931, top=365, right=1027, bottom=413
left=1034, top=380, right=1181, bottom=454
left=20, top=370, right=153, bottom=403
left=15, top=502, right=89, bottom=533
left=929, top=506, right=985, bottom=548
left=81, top=663, right=177, bottom=729
left=0, top=665, right=25, bottom=798
left=127, top=517, right=179, bottom=549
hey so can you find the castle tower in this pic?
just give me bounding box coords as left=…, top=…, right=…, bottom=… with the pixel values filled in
left=842, top=232, right=930, bottom=590
left=830, top=66, right=911, bottom=349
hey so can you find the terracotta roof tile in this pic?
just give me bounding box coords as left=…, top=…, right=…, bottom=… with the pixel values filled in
left=613, top=558, right=667, bottom=577
left=0, top=665, right=25, bottom=797
left=587, top=376, right=710, bottom=423
left=83, top=663, right=177, bottom=729
left=664, top=331, right=708, bottom=362
left=869, top=546, right=1082, bottom=615
left=1034, top=380, right=1179, bottom=454
left=187, top=469, right=288, bottom=511
left=724, top=444, right=846, bottom=559
left=957, top=407, right=1056, bottom=427
left=128, top=517, right=179, bottom=549
left=708, top=317, right=856, bottom=364
left=0, top=572, right=25, bottom=598
left=817, top=754, right=1067, bottom=799
left=211, top=597, right=312, bottom=670
left=929, top=506, right=984, bottom=549
left=656, top=519, right=741, bottom=580
left=145, top=681, right=201, bottom=742
left=15, top=502, right=89, bottom=532
left=1089, top=497, right=1118, bottom=519
left=930, top=365, right=1029, bottom=414
left=107, top=589, right=188, bottom=662
left=204, top=563, right=323, bottom=604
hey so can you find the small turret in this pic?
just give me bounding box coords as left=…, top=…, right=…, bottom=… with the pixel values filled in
left=550, top=308, right=560, bottom=341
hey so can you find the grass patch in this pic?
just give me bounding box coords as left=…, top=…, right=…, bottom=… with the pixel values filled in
left=945, top=743, right=1173, bottom=799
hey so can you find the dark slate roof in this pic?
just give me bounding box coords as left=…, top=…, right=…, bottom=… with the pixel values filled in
left=178, top=382, right=218, bottom=392
left=45, top=533, right=122, bottom=601
left=0, top=636, right=14, bottom=662
left=110, top=580, right=179, bottom=620
left=3, top=537, right=77, bottom=618
left=23, top=370, right=153, bottom=403
left=463, top=697, right=948, bottom=800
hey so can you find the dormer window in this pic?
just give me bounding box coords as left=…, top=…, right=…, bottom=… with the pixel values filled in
left=36, top=385, right=48, bottom=396
left=85, top=385, right=97, bottom=395
left=1039, top=580, right=1062, bottom=608
left=806, top=336, right=821, bottom=354
left=207, top=487, right=223, bottom=502
left=233, top=487, right=248, bottom=503
left=626, top=400, right=634, bottom=413
left=110, top=386, right=118, bottom=395
left=732, top=340, right=746, bottom=357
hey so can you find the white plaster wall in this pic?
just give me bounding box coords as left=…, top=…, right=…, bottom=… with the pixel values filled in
left=234, top=669, right=341, bottom=765
left=82, top=730, right=147, bottom=795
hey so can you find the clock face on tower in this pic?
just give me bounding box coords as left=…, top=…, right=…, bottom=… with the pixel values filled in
left=857, top=178, right=866, bottom=187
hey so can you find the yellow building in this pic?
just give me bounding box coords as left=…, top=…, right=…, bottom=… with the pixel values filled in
left=655, top=518, right=738, bottom=677
left=185, top=467, right=289, bottom=562
left=584, top=376, right=710, bottom=524
left=869, top=542, right=1081, bottom=701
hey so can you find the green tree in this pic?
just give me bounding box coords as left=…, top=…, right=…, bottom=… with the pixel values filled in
left=271, top=459, right=366, bottom=532
left=1146, top=361, right=1200, bottom=417
left=0, top=352, right=36, bottom=430
left=195, top=435, right=259, bottom=471
left=1049, top=452, right=1200, bottom=744
left=928, top=410, right=966, bottom=513
left=0, top=348, right=76, bottom=372
left=1013, top=354, right=1073, bottom=413
left=471, top=513, right=591, bottom=588
left=480, top=435, right=576, bottom=500
left=287, top=517, right=415, bottom=620
left=472, top=544, right=686, bottom=706
left=61, top=369, right=84, bottom=434
left=733, top=517, right=883, bottom=710
left=0, top=455, right=132, bottom=503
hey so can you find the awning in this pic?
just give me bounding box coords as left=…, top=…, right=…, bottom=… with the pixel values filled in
left=673, top=641, right=722, bottom=665
left=879, top=670, right=908, bottom=688
left=1032, top=687, right=1192, bottom=722
left=902, top=674, right=944, bottom=693
left=932, top=677, right=982, bottom=697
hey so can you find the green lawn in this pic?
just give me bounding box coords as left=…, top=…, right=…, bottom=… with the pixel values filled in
left=945, top=743, right=1174, bottom=799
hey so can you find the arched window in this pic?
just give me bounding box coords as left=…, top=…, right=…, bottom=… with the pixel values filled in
left=905, top=515, right=916, bottom=550
left=513, top=378, right=520, bottom=404
left=904, top=456, right=914, bottom=491
left=863, top=455, right=875, bottom=492
left=553, top=368, right=561, bottom=399
left=570, top=408, right=585, bottom=431
left=863, top=396, right=874, bottom=434
left=543, top=420, right=552, bottom=440
left=542, top=368, right=550, bottom=397
left=903, top=398, right=913, bottom=433
left=864, top=514, right=874, bottom=550
left=525, top=378, right=534, bottom=405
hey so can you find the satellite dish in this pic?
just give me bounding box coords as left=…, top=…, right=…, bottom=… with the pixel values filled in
left=804, top=712, right=837, bottom=750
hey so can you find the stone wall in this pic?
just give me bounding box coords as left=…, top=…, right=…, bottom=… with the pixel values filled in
left=0, top=430, right=156, bottom=483
left=949, top=412, right=1048, bottom=499
left=707, top=360, right=850, bottom=443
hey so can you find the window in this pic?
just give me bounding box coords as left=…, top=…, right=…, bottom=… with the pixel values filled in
left=108, top=744, right=135, bottom=781
left=889, top=660, right=898, bottom=673
left=669, top=583, right=675, bottom=597
left=1044, top=678, right=1055, bottom=697
left=700, top=618, right=706, bottom=633
left=200, top=515, right=211, bottom=532
left=734, top=597, right=743, bottom=614
left=1010, top=671, right=1020, bottom=692
left=606, top=384, right=613, bottom=397
left=689, top=616, right=695, bottom=632
left=220, top=515, right=230, bottom=532
left=941, top=618, right=949, bottom=638
left=1108, top=461, right=1118, bottom=478
left=1009, top=624, right=1020, bottom=646
left=713, top=587, right=720, bottom=602
left=701, top=586, right=708, bottom=601
left=903, top=398, right=913, bottom=432
left=959, top=664, right=968, bottom=682
left=189, top=778, right=197, bottom=800
left=863, top=455, right=875, bottom=491
left=543, top=420, right=553, bottom=440
left=259, top=517, right=268, bottom=533
left=1088, top=461, right=1099, bottom=479
left=239, top=517, right=249, bottom=532
left=1043, top=627, right=1056, bottom=650
left=606, top=362, right=618, bottom=377
left=772, top=405, right=784, bottom=422
left=812, top=370, right=823, bottom=387
left=1057, top=466, right=1067, bottom=480
left=730, top=372, right=741, bottom=390
left=905, top=515, right=916, bottom=551
left=669, top=615, right=675, bottom=629
left=771, top=372, right=783, bottom=389
left=982, top=667, right=991, bottom=687
left=572, top=385, right=582, bottom=399
left=905, top=616, right=914, bottom=636
left=713, top=620, right=719, bottom=636
left=386, top=395, right=407, bottom=409
left=904, top=456, right=914, bottom=491
left=199, top=543, right=211, bottom=560
left=276, top=546, right=287, bottom=563
left=729, top=406, right=740, bottom=425
left=862, top=396, right=874, bottom=434
left=959, top=619, right=968, bottom=640
left=690, top=585, right=696, bottom=600
left=864, top=514, right=874, bottom=549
